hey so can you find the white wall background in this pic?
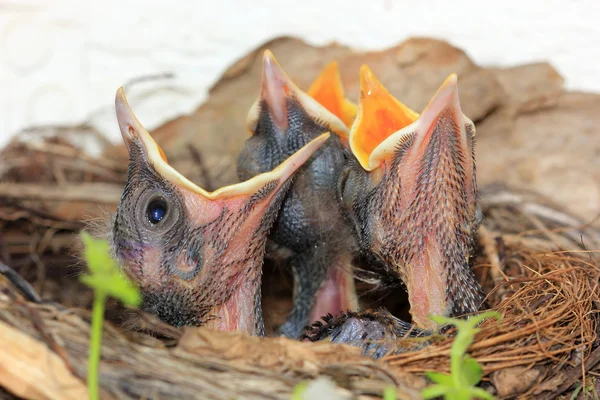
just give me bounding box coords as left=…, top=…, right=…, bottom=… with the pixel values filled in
left=1, top=0, right=599, bottom=149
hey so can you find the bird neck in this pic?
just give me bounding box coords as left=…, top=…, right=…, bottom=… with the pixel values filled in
left=204, top=266, right=264, bottom=336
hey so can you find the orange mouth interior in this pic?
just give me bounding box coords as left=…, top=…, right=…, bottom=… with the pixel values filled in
left=349, top=65, right=419, bottom=168
left=307, top=61, right=357, bottom=128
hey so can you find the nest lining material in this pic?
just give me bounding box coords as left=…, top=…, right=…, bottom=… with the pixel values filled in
left=0, top=184, right=599, bottom=400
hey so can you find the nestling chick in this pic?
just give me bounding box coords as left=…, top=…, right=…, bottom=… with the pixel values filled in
left=111, top=87, right=329, bottom=336
left=237, top=52, right=359, bottom=338
left=306, top=67, right=484, bottom=354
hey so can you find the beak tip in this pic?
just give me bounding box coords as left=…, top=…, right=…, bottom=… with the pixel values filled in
left=116, top=86, right=125, bottom=99
left=262, top=50, right=274, bottom=71
left=115, top=87, right=135, bottom=145
left=319, top=61, right=341, bottom=84
left=446, top=74, right=459, bottom=92
left=115, top=87, right=127, bottom=115
left=323, top=61, right=340, bottom=79
left=422, top=74, right=462, bottom=120
left=263, top=49, right=275, bottom=61
left=259, top=50, right=294, bottom=130
left=261, top=50, right=287, bottom=85
left=359, top=65, right=376, bottom=91
left=302, top=131, right=330, bottom=156
left=441, top=73, right=459, bottom=98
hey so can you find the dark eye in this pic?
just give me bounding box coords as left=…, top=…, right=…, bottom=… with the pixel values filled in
left=147, top=199, right=167, bottom=224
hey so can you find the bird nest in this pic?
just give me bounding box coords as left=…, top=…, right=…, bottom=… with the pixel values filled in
left=1, top=188, right=598, bottom=399
left=1, top=37, right=599, bottom=399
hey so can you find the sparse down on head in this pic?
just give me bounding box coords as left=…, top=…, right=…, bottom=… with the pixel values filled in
left=111, top=87, right=329, bottom=335
left=339, top=68, right=484, bottom=330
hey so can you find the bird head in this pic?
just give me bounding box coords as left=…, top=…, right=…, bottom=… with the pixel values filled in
left=111, top=87, right=328, bottom=334
left=338, top=67, right=482, bottom=329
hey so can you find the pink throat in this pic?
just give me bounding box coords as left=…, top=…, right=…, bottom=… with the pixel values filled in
left=309, top=263, right=358, bottom=324
left=204, top=273, right=262, bottom=336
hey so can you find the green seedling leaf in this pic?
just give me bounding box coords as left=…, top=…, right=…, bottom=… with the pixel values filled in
left=80, top=232, right=109, bottom=270
left=79, top=232, right=141, bottom=400
left=79, top=273, right=140, bottom=307
left=383, top=385, right=397, bottom=400
left=429, top=314, right=457, bottom=326
left=421, top=311, right=502, bottom=400
left=291, top=381, right=308, bottom=400
left=426, top=371, right=453, bottom=386
left=462, top=356, right=483, bottom=386
left=421, top=385, right=449, bottom=399
left=79, top=232, right=141, bottom=307
left=470, top=387, right=496, bottom=400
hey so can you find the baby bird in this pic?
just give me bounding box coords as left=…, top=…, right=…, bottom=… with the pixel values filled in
left=111, top=87, right=328, bottom=336
left=237, top=51, right=359, bottom=339
left=307, top=66, right=485, bottom=355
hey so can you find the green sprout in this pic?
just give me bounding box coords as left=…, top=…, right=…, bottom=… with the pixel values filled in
left=79, top=232, right=141, bottom=400
left=421, top=311, right=502, bottom=400
left=383, top=385, right=397, bottom=400
left=291, top=381, right=309, bottom=400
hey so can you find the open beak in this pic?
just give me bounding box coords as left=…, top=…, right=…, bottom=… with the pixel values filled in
left=307, top=61, right=357, bottom=128
left=347, top=70, right=481, bottom=330
left=246, top=50, right=349, bottom=142
left=349, top=65, right=420, bottom=171
left=113, top=87, right=329, bottom=334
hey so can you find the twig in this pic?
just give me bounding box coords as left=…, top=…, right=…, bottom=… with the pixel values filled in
left=478, top=225, right=508, bottom=286
left=0, top=261, right=41, bottom=303
left=0, top=183, right=121, bottom=204
left=28, top=304, right=78, bottom=377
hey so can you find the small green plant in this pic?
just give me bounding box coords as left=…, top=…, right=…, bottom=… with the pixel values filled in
left=291, top=381, right=309, bottom=400
left=79, top=232, right=141, bottom=400
left=421, top=311, right=501, bottom=400
left=571, top=376, right=599, bottom=400
left=383, top=385, right=397, bottom=400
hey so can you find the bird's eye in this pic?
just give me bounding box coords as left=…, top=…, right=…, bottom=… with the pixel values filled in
left=147, top=199, right=167, bottom=225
